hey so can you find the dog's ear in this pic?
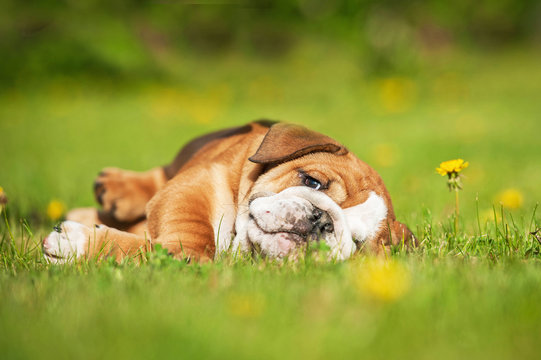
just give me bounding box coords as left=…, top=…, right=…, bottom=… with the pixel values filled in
left=249, top=123, right=348, bottom=164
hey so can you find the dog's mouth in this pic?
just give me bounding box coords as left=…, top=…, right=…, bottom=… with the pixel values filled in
left=248, top=208, right=333, bottom=244
left=249, top=217, right=305, bottom=249
left=246, top=216, right=328, bottom=258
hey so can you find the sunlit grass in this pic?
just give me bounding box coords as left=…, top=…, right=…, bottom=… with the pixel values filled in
left=0, top=204, right=540, bottom=359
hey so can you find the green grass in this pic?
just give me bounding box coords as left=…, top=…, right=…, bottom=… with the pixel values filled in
left=1, top=40, right=541, bottom=359
left=1, top=227, right=541, bottom=360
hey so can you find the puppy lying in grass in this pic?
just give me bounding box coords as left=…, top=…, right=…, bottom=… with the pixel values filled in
left=44, top=121, right=414, bottom=263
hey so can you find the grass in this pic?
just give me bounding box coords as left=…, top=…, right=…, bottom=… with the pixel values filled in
left=1, top=223, right=541, bottom=359
left=1, top=39, right=541, bottom=359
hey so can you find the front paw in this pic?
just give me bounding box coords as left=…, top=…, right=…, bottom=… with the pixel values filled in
left=43, top=221, right=98, bottom=263
left=94, top=167, right=151, bottom=222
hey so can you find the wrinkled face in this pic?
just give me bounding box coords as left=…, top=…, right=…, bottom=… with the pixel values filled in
left=246, top=187, right=354, bottom=259
left=239, top=152, right=390, bottom=260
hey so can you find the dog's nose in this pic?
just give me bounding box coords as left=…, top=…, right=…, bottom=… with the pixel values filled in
left=311, top=208, right=322, bottom=221
left=310, top=208, right=334, bottom=234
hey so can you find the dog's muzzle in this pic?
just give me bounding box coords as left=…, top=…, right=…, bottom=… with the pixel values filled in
left=248, top=202, right=334, bottom=241
left=245, top=187, right=355, bottom=260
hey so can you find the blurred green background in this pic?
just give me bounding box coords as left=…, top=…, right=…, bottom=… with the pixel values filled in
left=0, top=0, right=540, bottom=229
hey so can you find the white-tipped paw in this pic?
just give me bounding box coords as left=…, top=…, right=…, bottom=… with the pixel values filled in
left=43, top=221, right=99, bottom=264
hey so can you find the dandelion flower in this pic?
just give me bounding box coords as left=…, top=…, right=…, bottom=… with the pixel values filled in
left=352, top=258, right=411, bottom=302
left=436, top=159, right=469, bottom=234
left=46, top=199, right=65, bottom=221
left=496, top=188, right=523, bottom=209
left=436, top=159, right=469, bottom=176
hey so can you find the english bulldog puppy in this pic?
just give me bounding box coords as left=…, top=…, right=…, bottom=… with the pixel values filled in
left=43, top=121, right=414, bottom=263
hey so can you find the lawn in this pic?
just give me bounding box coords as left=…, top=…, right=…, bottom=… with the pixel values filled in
left=1, top=38, right=540, bottom=359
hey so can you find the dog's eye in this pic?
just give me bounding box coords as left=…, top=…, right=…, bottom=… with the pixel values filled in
left=303, top=176, right=322, bottom=190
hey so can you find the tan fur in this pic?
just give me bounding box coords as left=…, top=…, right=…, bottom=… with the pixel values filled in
left=65, top=122, right=413, bottom=262
left=94, top=167, right=167, bottom=222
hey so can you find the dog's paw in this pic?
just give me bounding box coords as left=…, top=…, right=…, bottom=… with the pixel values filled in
left=43, top=221, right=98, bottom=264
left=94, top=167, right=153, bottom=222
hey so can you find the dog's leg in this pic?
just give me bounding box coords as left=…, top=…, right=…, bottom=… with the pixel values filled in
left=153, top=232, right=215, bottom=263
left=94, top=167, right=167, bottom=222
left=43, top=222, right=151, bottom=263
left=43, top=221, right=215, bottom=264
left=65, top=166, right=166, bottom=234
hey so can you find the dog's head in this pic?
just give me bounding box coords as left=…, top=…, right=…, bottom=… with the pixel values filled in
left=234, top=123, right=414, bottom=260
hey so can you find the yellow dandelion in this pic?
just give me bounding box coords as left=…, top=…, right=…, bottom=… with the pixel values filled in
left=352, top=258, right=411, bottom=302
left=46, top=199, right=65, bottom=221
left=436, top=159, right=469, bottom=176
left=496, top=188, right=523, bottom=209
left=436, top=159, right=469, bottom=234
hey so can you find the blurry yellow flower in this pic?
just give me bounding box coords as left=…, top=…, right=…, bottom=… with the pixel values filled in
left=496, top=188, right=523, bottom=209
left=352, top=258, right=410, bottom=302
left=378, top=77, right=417, bottom=113
left=46, top=200, right=65, bottom=221
left=436, top=159, right=469, bottom=176
left=227, top=293, right=265, bottom=319
left=0, top=186, right=6, bottom=213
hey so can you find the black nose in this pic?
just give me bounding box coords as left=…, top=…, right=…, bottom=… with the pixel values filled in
left=310, top=208, right=334, bottom=234
left=312, top=208, right=322, bottom=220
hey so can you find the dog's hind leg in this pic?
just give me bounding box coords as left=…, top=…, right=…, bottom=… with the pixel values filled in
left=93, top=167, right=167, bottom=223
left=42, top=221, right=213, bottom=264
left=64, top=166, right=166, bottom=234
left=43, top=221, right=151, bottom=264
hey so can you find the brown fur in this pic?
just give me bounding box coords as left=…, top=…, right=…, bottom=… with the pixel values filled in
left=66, top=121, right=414, bottom=262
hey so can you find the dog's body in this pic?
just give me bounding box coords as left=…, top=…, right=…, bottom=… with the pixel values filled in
left=43, top=121, right=414, bottom=263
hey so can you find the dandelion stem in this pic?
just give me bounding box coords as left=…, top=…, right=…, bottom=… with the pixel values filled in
left=454, top=189, right=459, bottom=236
